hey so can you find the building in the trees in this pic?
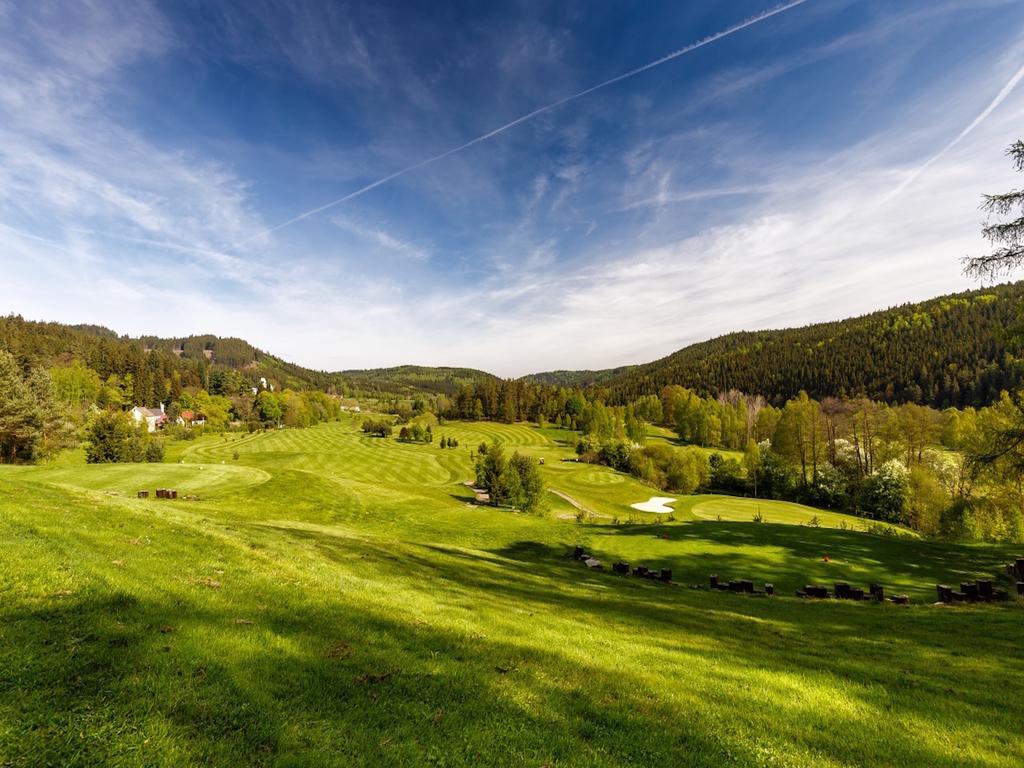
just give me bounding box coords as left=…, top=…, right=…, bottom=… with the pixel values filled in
left=130, top=404, right=167, bottom=433
left=175, top=409, right=205, bottom=428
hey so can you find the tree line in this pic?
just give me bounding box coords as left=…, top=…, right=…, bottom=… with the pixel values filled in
left=0, top=345, right=343, bottom=465
left=575, top=386, right=1024, bottom=542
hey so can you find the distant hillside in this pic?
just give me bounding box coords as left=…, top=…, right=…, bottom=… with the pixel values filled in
left=340, top=365, right=500, bottom=397
left=5, top=281, right=1023, bottom=408
left=0, top=317, right=345, bottom=399
left=521, top=367, right=634, bottom=388
left=599, top=282, right=1024, bottom=408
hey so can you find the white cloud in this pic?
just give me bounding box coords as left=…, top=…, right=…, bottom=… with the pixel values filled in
left=3, top=0, right=1024, bottom=381
left=330, top=217, right=431, bottom=261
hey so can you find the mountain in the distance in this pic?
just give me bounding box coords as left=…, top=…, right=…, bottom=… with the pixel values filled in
left=575, top=282, right=1023, bottom=408
left=3, top=281, right=1023, bottom=407
left=339, top=365, right=500, bottom=397
left=520, top=367, right=635, bottom=388
left=0, top=317, right=345, bottom=394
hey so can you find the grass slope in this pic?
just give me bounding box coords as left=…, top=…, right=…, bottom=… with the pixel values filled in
left=1, top=420, right=1022, bottom=767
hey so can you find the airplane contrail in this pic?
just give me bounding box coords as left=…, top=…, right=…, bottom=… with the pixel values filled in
left=231, top=0, right=812, bottom=249
left=882, top=59, right=1024, bottom=203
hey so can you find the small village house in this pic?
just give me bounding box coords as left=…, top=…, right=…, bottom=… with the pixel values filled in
left=130, top=404, right=168, bottom=433
left=175, top=409, right=206, bottom=428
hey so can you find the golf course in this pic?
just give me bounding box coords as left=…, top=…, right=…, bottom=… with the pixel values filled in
left=2, top=417, right=1021, bottom=767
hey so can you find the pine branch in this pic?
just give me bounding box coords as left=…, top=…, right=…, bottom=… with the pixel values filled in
left=980, top=190, right=1024, bottom=216
left=1009, top=140, right=1024, bottom=172
left=962, top=246, right=1024, bottom=280
left=981, top=216, right=1024, bottom=245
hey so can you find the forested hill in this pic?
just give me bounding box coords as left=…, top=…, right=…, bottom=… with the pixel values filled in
left=521, top=367, right=634, bottom=388
left=339, top=365, right=500, bottom=396
left=0, top=317, right=345, bottom=398
left=596, top=282, right=1024, bottom=408
left=5, top=281, right=1023, bottom=407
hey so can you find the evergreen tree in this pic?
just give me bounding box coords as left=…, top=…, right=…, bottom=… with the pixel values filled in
left=0, top=350, right=41, bottom=463
left=964, top=140, right=1024, bottom=279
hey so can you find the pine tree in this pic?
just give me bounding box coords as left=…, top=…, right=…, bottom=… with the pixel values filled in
left=0, top=350, right=41, bottom=463
left=964, top=140, right=1024, bottom=279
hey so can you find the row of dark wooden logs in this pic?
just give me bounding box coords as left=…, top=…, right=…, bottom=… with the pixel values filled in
left=138, top=489, right=178, bottom=499
left=794, top=581, right=909, bottom=603
left=709, top=574, right=772, bottom=595
left=572, top=547, right=1020, bottom=605
left=1003, top=557, right=1024, bottom=597
left=936, top=579, right=1012, bottom=603
left=570, top=546, right=672, bottom=582
left=622, top=564, right=672, bottom=583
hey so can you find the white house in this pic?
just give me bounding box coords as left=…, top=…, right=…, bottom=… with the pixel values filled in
left=130, top=403, right=167, bottom=433
left=174, top=409, right=206, bottom=428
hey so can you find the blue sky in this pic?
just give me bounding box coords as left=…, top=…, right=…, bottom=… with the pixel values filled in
left=2, top=0, right=1024, bottom=375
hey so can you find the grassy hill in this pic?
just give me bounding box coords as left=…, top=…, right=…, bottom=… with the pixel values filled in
left=2, top=419, right=1021, bottom=766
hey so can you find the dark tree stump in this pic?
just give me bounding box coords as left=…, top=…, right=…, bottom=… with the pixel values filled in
left=936, top=584, right=953, bottom=603
left=709, top=574, right=719, bottom=590
left=977, top=580, right=993, bottom=600
left=572, top=546, right=584, bottom=560
left=137, top=490, right=149, bottom=499
left=660, top=569, right=672, bottom=583
left=764, top=583, right=774, bottom=596
left=960, top=582, right=979, bottom=602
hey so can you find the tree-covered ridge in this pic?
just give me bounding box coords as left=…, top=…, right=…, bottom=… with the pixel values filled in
left=340, top=365, right=500, bottom=396
left=520, top=366, right=635, bottom=388
left=0, top=316, right=346, bottom=399
left=600, top=282, right=1024, bottom=408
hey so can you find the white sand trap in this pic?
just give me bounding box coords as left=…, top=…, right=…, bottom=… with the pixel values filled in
left=630, top=496, right=677, bottom=514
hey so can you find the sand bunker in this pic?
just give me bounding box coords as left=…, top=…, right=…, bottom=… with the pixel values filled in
left=630, top=496, right=677, bottom=514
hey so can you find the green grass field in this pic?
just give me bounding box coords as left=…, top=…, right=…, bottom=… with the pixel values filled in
left=2, top=419, right=1022, bottom=767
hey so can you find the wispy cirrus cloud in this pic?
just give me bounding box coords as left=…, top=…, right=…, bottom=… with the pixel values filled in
left=0, top=2, right=275, bottom=292
left=3, top=0, right=1024, bottom=379
left=330, top=216, right=431, bottom=261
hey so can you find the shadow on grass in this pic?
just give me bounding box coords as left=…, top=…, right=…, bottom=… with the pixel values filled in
left=5, top=522, right=1023, bottom=768
left=593, top=521, right=1023, bottom=597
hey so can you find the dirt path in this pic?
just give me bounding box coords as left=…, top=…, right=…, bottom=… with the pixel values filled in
left=550, top=489, right=611, bottom=519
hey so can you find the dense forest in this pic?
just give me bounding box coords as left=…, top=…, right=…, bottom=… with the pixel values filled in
left=5, top=281, right=1023, bottom=406
left=534, top=282, right=1024, bottom=408
left=339, top=365, right=499, bottom=397
left=0, top=316, right=347, bottom=400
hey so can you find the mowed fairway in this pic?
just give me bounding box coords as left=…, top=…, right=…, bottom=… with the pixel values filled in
left=2, top=419, right=1023, bottom=767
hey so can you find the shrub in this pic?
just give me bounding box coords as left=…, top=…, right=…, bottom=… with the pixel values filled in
left=709, top=453, right=744, bottom=492
left=860, top=460, right=909, bottom=523
left=361, top=419, right=393, bottom=438
left=144, top=440, right=165, bottom=463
